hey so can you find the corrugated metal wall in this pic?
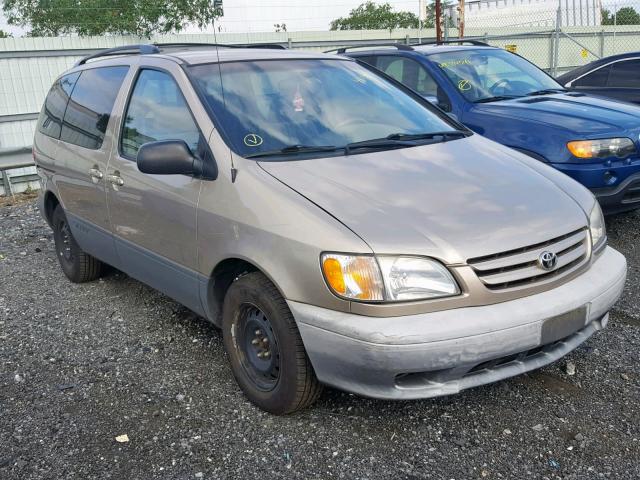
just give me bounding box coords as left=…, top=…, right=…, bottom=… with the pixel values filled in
left=0, top=29, right=431, bottom=153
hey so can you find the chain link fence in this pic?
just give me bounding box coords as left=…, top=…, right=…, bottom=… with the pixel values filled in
left=444, top=0, right=640, bottom=74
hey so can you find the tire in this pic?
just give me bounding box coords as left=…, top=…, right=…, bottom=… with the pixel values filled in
left=222, top=271, right=323, bottom=414
left=51, top=205, right=102, bottom=283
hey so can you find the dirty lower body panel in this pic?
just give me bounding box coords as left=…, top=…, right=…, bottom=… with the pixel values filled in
left=290, top=247, right=626, bottom=400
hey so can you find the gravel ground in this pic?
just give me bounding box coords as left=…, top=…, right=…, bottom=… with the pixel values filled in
left=1, top=195, right=639, bottom=480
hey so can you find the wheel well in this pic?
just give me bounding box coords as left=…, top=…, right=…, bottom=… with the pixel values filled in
left=43, top=191, right=60, bottom=226
left=209, top=258, right=259, bottom=322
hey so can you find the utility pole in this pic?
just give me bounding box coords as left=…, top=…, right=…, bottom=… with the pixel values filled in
left=435, top=0, right=443, bottom=43
left=418, top=0, right=425, bottom=43
left=458, top=0, right=465, bottom=38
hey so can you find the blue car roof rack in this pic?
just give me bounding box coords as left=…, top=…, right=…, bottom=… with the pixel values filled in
left=416, top=39, right=491, bottom=47
left=325, top=43, right=414, bottom=54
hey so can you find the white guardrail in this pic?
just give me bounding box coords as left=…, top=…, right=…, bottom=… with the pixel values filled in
left=0, top=147, right=36, bottom=196
left=2, top=26, right=640, bottom=196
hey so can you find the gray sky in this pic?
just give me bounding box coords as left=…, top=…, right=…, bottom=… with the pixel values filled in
left=209, top=0, right=422, bottom=33
left=0, top=1, right=423, bottom=36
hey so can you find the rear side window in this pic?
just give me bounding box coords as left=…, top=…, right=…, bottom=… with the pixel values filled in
left=60, top=66, right=129, bottom=150
left=120, top=69, right=200, bottom=159
left=37, top=72, right=80, bottom=139
left=376, top=56, right=439, bottom=97
left=608, top=59, right=640, bottom=88
left=573, top=65, right=610, bottom=87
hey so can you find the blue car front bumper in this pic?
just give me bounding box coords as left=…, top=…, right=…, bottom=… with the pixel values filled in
left=551, top=159, right=640, bottom=214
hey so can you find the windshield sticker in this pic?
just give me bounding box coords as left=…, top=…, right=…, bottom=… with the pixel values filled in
left=438, top=58, right=471, bottom=69
left=293, top=86, right=305, bottom=112
left=243, top=133, right=263, bottom=147
left=457, top=79, right=472, bottom=91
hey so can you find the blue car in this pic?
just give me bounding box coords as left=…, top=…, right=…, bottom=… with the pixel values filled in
left=340, top=42, right=640, bottom=214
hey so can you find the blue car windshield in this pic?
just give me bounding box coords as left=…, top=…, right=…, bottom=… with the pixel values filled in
left=189, top=59, right=457, bottom=157
left=429, top=49, right=562, bottom=102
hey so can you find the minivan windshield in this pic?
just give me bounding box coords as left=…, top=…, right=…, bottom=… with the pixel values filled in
left=429, top=49, right=563, bottom=103
left=189, top=59, right=459, bottom=158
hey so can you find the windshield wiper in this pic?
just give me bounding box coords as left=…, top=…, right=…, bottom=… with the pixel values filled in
left=344, top=138, right=417, bottom=155
left=474, top=95, right=520, bottom=104
left=526, top=88, right=567, bottom=96
left=386, top=130, right=470, bottom=142
left=245, top=144, right=341, bottom=159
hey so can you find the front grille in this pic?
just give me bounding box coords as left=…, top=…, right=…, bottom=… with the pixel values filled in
left=468, top=228, right=589, bottom=290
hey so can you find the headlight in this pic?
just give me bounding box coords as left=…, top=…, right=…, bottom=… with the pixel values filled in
left=567, top=137, right=636, bottom=159
left=321, top=253, right=459, bottom=302
left=589, top=202, right=606, bottom=252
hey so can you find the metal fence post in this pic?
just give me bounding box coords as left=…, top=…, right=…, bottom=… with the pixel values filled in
left=552, top=6, right=561, bottom=76
left=1, top=169, right=14, bottom=197
left=599, top=29, right=605, bottom=58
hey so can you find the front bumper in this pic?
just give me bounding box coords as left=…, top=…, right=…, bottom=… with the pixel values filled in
left=592, top=172, right=640, bottom=214
left=290, top=247, right=626, bottom=400
left=552, top=162, right=640, bottom=214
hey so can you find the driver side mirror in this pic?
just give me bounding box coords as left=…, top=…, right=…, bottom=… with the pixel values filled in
left=137, top=140, right=199, bottom=176
left=423, top=94, right=452, bottom=113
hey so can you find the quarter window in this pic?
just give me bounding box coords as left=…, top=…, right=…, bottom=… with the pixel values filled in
left=60, top=66, right=129, bottom=149
left=37, top=72, right=80, bottom=139
left=121, top=69, right=200, bottom=159
left=573, top=65, right=610, bottom=87
left=608, top=60, right=640, bottom=88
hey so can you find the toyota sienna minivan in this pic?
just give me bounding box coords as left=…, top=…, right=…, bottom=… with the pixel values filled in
left=34, top=44, right=627, bottom=414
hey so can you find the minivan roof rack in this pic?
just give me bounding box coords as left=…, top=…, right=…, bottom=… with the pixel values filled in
left=152, top=42, right=287, bottom=50
left=75, top=42, right=287, bottom=67
left=325, top=43, right=414, bottom=54
left=416, top=39, right=491, bottom=47
left=75, top=44, right=160, bottom=66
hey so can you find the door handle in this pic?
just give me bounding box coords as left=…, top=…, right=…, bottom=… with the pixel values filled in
left=107, top=174, right=124, bottom=189
left=89, top=168, right=103, bottom=184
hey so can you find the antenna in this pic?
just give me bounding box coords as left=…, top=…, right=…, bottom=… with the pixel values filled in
left=211, top=16, right=237, bottom=183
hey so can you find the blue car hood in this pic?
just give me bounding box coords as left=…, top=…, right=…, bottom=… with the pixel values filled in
left=476, top=93, right=640, bottom=136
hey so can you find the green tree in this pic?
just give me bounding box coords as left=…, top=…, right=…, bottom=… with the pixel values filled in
left=616, top=6, right=640, bottom=24
left=2, top=0, right=223, bottom=37
left=0, top=29, right=11, bottom=38
left=330, top=1, right=419, bottom=31
left=425, top=1, right=455, bottom=29
left=602, top=6, right=640, bottom=25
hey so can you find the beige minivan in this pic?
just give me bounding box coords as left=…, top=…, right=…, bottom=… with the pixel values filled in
left=34, top=44, right=627, bottom=414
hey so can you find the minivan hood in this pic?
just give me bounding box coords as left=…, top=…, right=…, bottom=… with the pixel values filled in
left=258, top=135, right=588, bottom=264
left=475, top=93, right=640, bottom=135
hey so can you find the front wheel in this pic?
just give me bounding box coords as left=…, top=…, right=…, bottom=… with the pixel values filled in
left=222, top=272, right=322, bottom=414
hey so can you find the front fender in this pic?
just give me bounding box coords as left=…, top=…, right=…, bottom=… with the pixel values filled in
left=463, top=108, right=573, bottom=164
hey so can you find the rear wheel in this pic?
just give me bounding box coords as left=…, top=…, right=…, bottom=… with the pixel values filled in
left=222, top=272, right=322, bottom=414
left=52, top=205, right=102, bottom=283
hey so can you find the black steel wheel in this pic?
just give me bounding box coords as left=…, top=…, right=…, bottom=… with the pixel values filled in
left=52, top=205, right=102, bottom=283
left=236, top=304, right=281, bottom=391
left=222, top=272, right=323, bottom=414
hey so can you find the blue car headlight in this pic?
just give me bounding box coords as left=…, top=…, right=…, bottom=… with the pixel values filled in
left=567, top=137, right=636, bottom=159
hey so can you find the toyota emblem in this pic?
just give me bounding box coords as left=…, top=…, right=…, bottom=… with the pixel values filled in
left=538, top=251, right=558, bottom=271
